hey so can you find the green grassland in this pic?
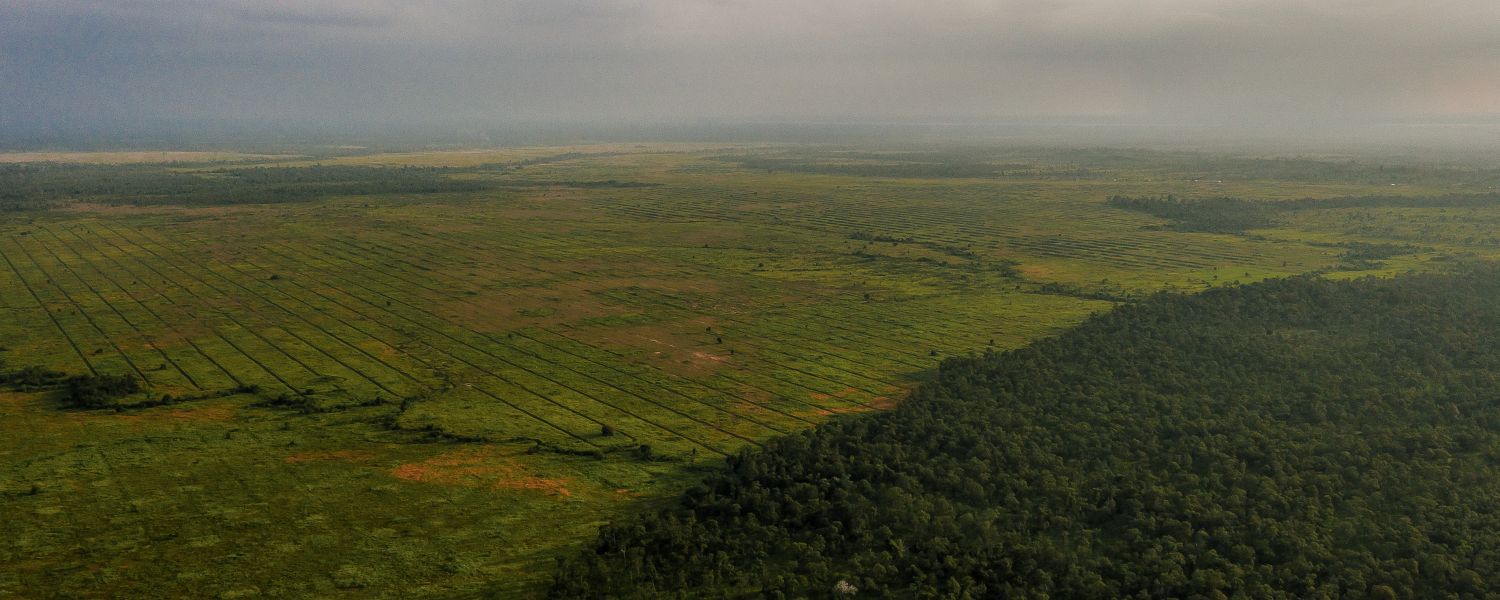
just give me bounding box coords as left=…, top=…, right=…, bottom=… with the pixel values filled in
left=2, top=145, right=1498, bottom=598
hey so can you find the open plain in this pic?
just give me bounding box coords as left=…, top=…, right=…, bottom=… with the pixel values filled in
left=3, top=145, right=1498, bottom=597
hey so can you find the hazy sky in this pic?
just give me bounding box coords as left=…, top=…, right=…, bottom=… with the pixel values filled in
left=4, top=0, right=1498, bottom=131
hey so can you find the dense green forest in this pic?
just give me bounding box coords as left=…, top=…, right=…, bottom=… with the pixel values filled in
left=1108, top=193, right=1500, bottom=234
left=552, top=267, right=1500, bottom=599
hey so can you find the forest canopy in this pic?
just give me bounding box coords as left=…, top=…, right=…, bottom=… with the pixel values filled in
left=1108, top=192, right=1500, bottom=234
left=552, top=266, right=1500, bottom=599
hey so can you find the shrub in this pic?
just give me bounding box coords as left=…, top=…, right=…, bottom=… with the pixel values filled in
left=3, top=365, right=68, bottom=390
left=61, top=374, right=141, bottom=409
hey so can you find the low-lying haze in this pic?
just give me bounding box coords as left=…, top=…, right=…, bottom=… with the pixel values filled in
left=4, top=1, right=1498, bottom=137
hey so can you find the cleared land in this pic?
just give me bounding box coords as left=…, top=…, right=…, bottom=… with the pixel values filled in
left=2, top=146, right=1498, bottom=597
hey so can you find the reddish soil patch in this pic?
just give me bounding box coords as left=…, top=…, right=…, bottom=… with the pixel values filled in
left=807, top=404, right=875, bottom=417
left=567, top=321, right=732, bottom=379
left=496, top=476, right=573, bottom=496
left=163, top=405, right=238, bottom=422
left=612, top=488, right=641, bottom=501
left=867, top=396, right=899, bottom=410
left=432, top=286, right=619, bottom=333
left=389, top=447, right=573, bottom=497
left=82, top=404, right=238, bottom=426
left=802, top=389, right=907, bottom=418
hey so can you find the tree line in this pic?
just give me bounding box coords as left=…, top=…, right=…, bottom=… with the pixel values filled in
left=1108, top=192, right=1500, bottom=234
left=0, top=163, right=488, bottom=209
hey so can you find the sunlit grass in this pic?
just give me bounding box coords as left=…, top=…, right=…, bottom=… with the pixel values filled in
left=2, top=146, right=1496, bottom=597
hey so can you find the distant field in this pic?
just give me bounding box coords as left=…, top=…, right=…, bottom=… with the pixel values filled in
left=2, top=145, right=1498, bottom=597
left=0, top=151, right=290, bottom=164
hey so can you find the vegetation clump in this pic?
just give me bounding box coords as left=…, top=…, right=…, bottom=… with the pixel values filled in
left=0, top=365, right=69, bottom=391
left=849, top=232, right=916, bottom=244
left=1324, top=241, right=1426, bottom=270
left=60, top=374, right=142, bottom=409
left=2, top=366, right=144, bottom=408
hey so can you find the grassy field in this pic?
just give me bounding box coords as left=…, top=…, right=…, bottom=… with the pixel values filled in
left=2, top=145, right=1497, bottom=598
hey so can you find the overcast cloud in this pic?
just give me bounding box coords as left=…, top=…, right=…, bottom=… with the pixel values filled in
left=3, top=0, right=1498, bottom=132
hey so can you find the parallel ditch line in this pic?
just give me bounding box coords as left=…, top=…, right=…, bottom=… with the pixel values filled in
left=253, top=241, right=728, bottom=455
left=117, top=225, right=401, bottom=399
left=32, top=228, right=202, bottom=389
left=0, top=237, right=97, bottom=374
left=9, top=238, right=150, bottom=382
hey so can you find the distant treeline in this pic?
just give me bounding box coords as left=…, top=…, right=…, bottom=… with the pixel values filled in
left=1109, top=193, right=1500, bottom=233
left=1287, top=193, right=1500, bottom=211
left=730, top=157, right=1000, bottom=179
left=1107, top=195, right=1279, bottom=232
left=551, top=267, right=1500, bottom=599
left=1049, top=149, right=1500, bottom=186
left=0, top=164, right=487, bottom=209
left=487, top=179, right=659, bottom=189
left=720, top=156, right=1090, bottom=180
left=713, top=148, right=1500, bottom=185
left=472, top=151, right=624, bottom=171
